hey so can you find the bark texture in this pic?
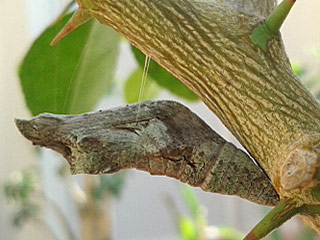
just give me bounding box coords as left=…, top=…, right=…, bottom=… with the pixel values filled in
left=76, top=0, right=320, bottom=206
left=76, top=0, right=320, bottom=233
left=223, top=0, right=277, bottom=17
left=16, top=101, right=279, bottom=206
left=18, top=0, right=320, bottom=234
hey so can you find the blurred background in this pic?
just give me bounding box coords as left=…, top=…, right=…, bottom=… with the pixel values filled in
left=1, top=0, right=320, bottom=239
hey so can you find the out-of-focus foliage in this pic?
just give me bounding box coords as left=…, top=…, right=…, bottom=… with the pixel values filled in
left=91, top=173, right=126, bottom=201
left=131, top=45, right=199, bottom=101
left=19, top=13, right=120, bottom=116
left=3, top=170, right=40, bottom=227
left=167, top=186, right=243, bottom=240
left=177, top=186, right=317, bottom=240
left=311, top=46, right=320, bottom=58
left=269, top=223, right=317, bottom=240
left=4, top=170, right=37, bottom=202
left=291, top=62, right=306, bottom=77
left=218, top=227, right=244, bottom=240
left=124, top=68, right=161, bottom=104
left=18, top=6, right=125, bottom=198
left=296, top=225, right=318, bottom=240
left=11, top=6, right=125, bottom=233
left=292, top=54, right=320, bottom=101
left=180, top=218, right=197, bottom=240
left=180, top=187, right=207, bottom=240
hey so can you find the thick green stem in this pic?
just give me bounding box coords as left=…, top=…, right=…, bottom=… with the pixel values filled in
left=301, top=205, right=320, bottom=215
left=266, top=0, right=296, bottom=34
left=244, top=202, right=320, bottom=239
left=251, top=0, right=296, bottom=51
left=244, top=200, right=300, bottom=240
left=243, top=201, right=320, bottom=240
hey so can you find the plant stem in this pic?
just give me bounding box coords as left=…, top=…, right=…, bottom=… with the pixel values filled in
left=266, top=0, right=296, bottom=35
left=244, top=200, right=300, bottom=240
left=250, top=0, right=296, bottom=51
left=301, top=205, right=320, bottom=215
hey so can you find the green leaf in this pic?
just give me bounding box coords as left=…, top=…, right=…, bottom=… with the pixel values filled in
left=13, top=203, right=40, bottom=227
left=305, top=76, right=320, bottom=91
left=19, top=13, right=120, bottom=115
left=124, top=68, right=161, bottom=104
left=291, top=62, right=305, bottom=77
left=181, top=186, right=200, bottom=220
left=91, top=174, right=126, bottom=200
left=130, top=45, right=198, bottom=101
left=270, top=229, right=282, bottom=240
left=179, top=218, right=197, bottom=240
left=4, top=170, right=37, bottom=203
left=180, top=186, right=207, bottom=239
left=219, top=226, right=244, bottom=240
left=311, top=46, right=320, bottom=59
left=297, top=224, right=317, bottom=240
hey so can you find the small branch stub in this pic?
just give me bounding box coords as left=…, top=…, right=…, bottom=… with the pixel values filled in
left=280, top=148, right=318, bottom=190
left=250, top=0, right=296, bottom=51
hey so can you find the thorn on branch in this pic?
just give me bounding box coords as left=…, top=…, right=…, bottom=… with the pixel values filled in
left=51, top=9, right=92, bottom=46
left=250, top=0, right=296, bottom=51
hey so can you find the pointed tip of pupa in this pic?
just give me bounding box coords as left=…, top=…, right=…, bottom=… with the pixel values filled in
left=50, top=9, right=92, bottom=47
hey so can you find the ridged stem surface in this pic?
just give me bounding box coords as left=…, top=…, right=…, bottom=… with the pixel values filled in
left=75, top=0, right=320, bottom=232
left=79, top=0, right=320, bottom=195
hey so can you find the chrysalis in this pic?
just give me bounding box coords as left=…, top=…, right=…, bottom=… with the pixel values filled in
left=15, top=101, right=279, bottom=206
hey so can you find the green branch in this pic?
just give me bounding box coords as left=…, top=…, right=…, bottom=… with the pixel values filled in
left=251, top=0, right=296, bottom=51
left=244, top=200, right=299, bottom=240
left=243, top=200, right=320, bottom=240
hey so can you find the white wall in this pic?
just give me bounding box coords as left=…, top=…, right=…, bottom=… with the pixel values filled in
left=0, top=1, right=43, bottom=240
